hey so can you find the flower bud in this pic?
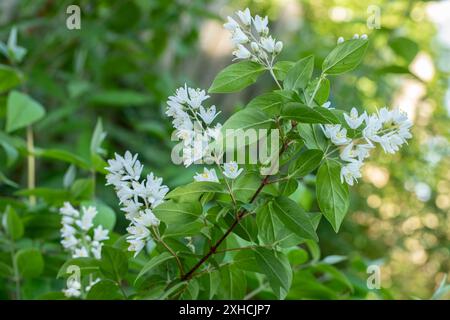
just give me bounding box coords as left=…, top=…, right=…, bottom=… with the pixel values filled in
left=274, top=41, right=283, bottom=54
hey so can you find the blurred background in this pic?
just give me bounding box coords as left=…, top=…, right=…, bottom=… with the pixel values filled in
left=0, top=0, right=449, bottom=299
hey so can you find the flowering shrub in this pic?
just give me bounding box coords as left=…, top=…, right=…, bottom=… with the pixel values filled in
left=0, top=7, right=416, bottom=300
left=99, top=8, right=410, bottom=299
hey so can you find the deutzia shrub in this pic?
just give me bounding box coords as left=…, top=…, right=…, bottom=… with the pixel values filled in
left=56, top=8, right=413, bottom=300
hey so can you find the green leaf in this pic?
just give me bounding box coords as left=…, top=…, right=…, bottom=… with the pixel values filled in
left=288, top=149, right=323, bottom=178
left=316, top=160, right=349, bottom=232
left=217, top=265, right=247, bottom=299
left=297, top=124, right=328, bottom=151
left=89, top=90, right=151, bottom=107
left=389, top=37, right=419, bottom=64
left=57, top=257, right=101, bottom=278
left=209, top=61, right=265, bottom=93
left=135, top=252, right=174, bottom=284
left=322, top=39, right=369, bottom=75
left=166, top=181, right=224, bottom=201
left=253, top=247, right=292, bottom=299
left=0, top=261, right=13, bottom=278
left=246, top=92, right=284, bottom=116
left=256, top=205, right=279, bottom=245
left=6, top=91, right=46, bottom=132
left=281, top=103, right=339, bottom=124
left=90, top=118, right=107, bottom=156
left=153, top=200, right=202, bottom=225
left=284, top=55, right=314, bottom=91
left=272, top=61, right=295, bottom=81
left=270, top=196, right=318, bottom=241
left=224, top=211, right=258, bottom=242
left=3, top=206, right=23, bottom=240
left=86, top=280, right=124, bottom=300
left=0, top=140, right=19, bottom=167
left=15, top=248, right=44, bottom=278
left=38, top=149, right=90, bottom=169
left=305, top=77, right=330, bottom=106
left=222, top=107, right=273, bottom=132
left=100, top=245, right=128, bottom=280
left=0, top=64, right=23, bottom=93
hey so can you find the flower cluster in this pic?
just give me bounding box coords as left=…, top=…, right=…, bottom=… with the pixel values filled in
left=63, top=277, right=100, bottom=298
left=166, top=85, right=222, bottom=166
left=337, top=33, right=368, bottom=44
left=59, top=202, right=109, bottom=259
left=224, top=8, right=283, bottom=66
left=193, top=161, right=243, bottom=183
left=59, top=203, right=109, bottom=298
left=321, top=107, right=412, bottom=185
left=105, top=151, right=169, bottom=256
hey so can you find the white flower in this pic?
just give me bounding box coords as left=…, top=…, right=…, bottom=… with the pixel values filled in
left=127, top=223, right=151, bottom=240
left=260, top=36, right=276, bottom=53
left=134, top=209, right=160, bottom=227
left=233, top=44, right=252, bottom=60
left=344, top=107, right=366, bottom=129
left=361, top=34, right=368, bottom=40
left=127, top=238, right=145, bottom=257
left=321, top=101, right=334, bottom=109
left=76, top=206, right=97, bottom=231
left=340, top=161, right=363, bottom=186
left=337, top=37, right=344, bottom=44
left=188, top=87, right=209, bottom=109
left=274, top=41, right=283, bottom=54
left=340, top=143, right=357, bottom=162
left=93, top=225, right=109, bottom=242
left=194, top=167, right=219, bottom=182
left=237, top=8, right=251, bottom=26
left=222, top=161, right=243, bottom=179
left=355, top=143, right=373, bottom=161
left=60, top=202, right=79, bottom=217
left=63, top=279, right=81, bottom=298
left=353, top=33, right=360, bottom=39
left=223, top=16, right=240, bottom=31
left=362, top=114, right=382, bottom=141
left=322, top=125, right=350, bottom=145
left=61, top=235, right=78, bottom=249
left=206, top=124, right=222, bottom=140
left=231, top=28, right=249, bottom=44
left=91, top=244, right=103, bottom=259
left=198, top=105, right=220, bottom=125
left=253, top=15, right=268, bottom=34
left=73, top=247, right=89, bottom=258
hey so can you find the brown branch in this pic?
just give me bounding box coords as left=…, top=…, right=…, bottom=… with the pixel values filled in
left=181, top=139, right=292, bottom=281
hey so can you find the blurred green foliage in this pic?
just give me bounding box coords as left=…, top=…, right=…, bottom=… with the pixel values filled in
left=0, top=0, right=448, bottom=299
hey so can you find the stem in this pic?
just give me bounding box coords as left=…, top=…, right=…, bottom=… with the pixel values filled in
left=307, top=73, right=325, bottom=107
left=153, top=227, right=185, bottom=277
left=269, top=67, right=282, bottom=90
left=9, top=241, right=20, bottom=299
left=244, top=282, right=270, bottom=300
left=26, top=125, right=36, bottom=205
left=181, top=141, right=291, bottom=281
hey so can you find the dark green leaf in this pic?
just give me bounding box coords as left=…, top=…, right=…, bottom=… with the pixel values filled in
left=6, top=91, right=46, bottom=132
left=316, top=160, right=349, bottom=231
left=209, top=61, right=265, bottom=93
left=322, top=39, right=369, bottom=75
left=270, top=196, right=318, bottom=241
left=284, top=55, right=314, bottom=91
left=288, top=149, right=323, bottom=178
left=281, top=103, right=339, bottom=124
